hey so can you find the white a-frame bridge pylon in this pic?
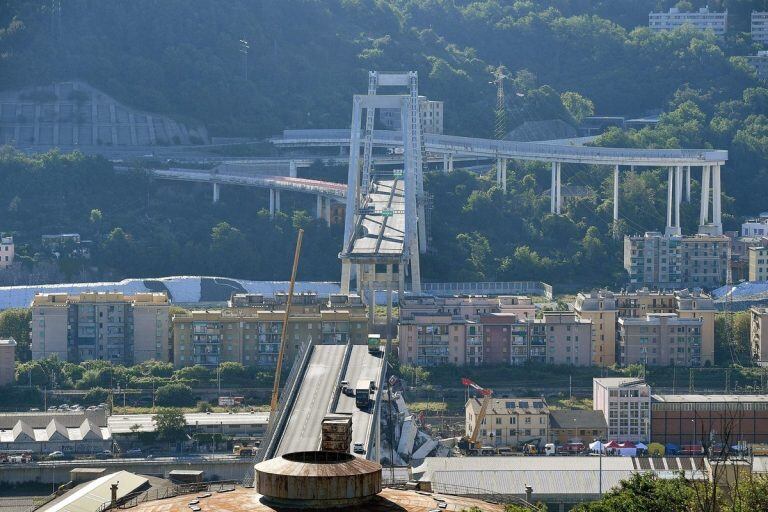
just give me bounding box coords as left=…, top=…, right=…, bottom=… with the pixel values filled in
left=340, top=71, right=426, bottom=303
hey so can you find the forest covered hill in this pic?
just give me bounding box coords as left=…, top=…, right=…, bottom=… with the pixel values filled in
left=1, top=1, right=768, bottom=286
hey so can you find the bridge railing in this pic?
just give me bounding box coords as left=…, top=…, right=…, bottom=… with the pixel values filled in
left=417, top=281, right=553, bottom=299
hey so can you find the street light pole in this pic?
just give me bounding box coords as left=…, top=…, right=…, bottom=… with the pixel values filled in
left=239, top=39, right=249, bottom=80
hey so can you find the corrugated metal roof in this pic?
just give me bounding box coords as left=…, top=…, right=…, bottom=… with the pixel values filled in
left=43, top=471, right=147, bottom=512
left=108, top=412, right=269, bottom=434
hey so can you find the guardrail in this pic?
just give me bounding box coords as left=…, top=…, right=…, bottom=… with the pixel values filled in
left=98, top=480, right=240, bottom=511
left=417, top=281, right=553, bottom=299
left=255, top=339, right=314, bottom=462
left=430, top=481, right=537, bottom=509
left=326, top=340, right=353, bottom=418
left=365, top=345, right=388, bottom=461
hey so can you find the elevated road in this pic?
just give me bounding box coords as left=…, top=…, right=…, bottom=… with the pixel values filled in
left=273, top=344, right=347, bottom=456
left=272, top=129, right=728, bottom=167
left=150, top=167, right=346, bottom=199
left=347, top=178, right=405, bottom=260
left=334, top=345, right=386, bottom=455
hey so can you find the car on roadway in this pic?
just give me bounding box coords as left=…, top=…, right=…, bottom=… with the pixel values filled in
left=95, top=450, right=112, bottom=459
left=353, top=442, right=365, bottom=454
left=125, top=448, right=142, bottom=458
left=48, top=451, right=65, bottom=459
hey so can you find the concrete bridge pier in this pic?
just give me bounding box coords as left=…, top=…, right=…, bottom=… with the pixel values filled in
left=212, top=182, right=220, bottom=203
left=269, top=189, right=275, bottom=217
left=613, top=164, right=619, bottom=237
left=685, top=165, right=691, bottom=202
left=289, top=160, right=298, bottom=178
left=697, top=164, right=722, bottom=235
left=550, top=162, right=562, bottom=214
left=496, top=157, right=507, bottom=193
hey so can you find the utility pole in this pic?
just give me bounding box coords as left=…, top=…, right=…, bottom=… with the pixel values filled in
left=489, top=65, right=508, bottom=140
left=239, top=39, right=249, bottom=80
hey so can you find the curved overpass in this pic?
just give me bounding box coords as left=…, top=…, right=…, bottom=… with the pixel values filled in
left=273, top=129, right=727, bottom=167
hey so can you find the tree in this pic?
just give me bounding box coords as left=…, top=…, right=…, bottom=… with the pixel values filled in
left=572, top=473, right=694, bottom=512
left=400, top=365, right=430, bottom=386
left=153, top=408, right=187, bottom=441
left=561, top=91, right=595, bottom=123
left=0, top=309, right=31, bottom=361
left=196, top=400, right=213, bottom=412
left=155, top=382, right=194, bottom=407
left=174, top=365, right=211, bottom=384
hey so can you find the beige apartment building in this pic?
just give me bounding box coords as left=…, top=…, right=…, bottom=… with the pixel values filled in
left=575, top=289, right=715, bottom=367
left=752, top=308, right=768, bottom=364
left=173, top=293, right=368, bottom=368
left=624, top=232, right=729, bottom=290
left=536, top=312, right=592, bottom=366
left=0, top=338, right=16, bottom=386
left=749, top=246, right=768, bottom=282
left=31, top=292, right=170, bottom=364
left=618, top=313, right=706, bottom=367
left=465, top=397, right=549, bottom=448
left=593, top=378, right=651, bottom=443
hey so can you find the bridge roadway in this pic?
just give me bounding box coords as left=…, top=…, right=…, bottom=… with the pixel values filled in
left=150, top=167, right=346, bottom=199
left=334, top=345, right=385, bottom=455
left=270, top=343, right=386, bottom=460
left=273, top=344, right=346, bottom=456
left=348, top=178, right=405, bottom=258
left=273, top=129, right=728, bottom=166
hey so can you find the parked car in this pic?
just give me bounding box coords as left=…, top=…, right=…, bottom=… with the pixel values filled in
left=48, top=451, right=65, bottom=459
left=353, top=442, right=365, bottom=454
left=47, top=406, right=57, bottom=411
left=95, top=450, right=112, bottom=459
left=125, top=448, right=142, bottom=458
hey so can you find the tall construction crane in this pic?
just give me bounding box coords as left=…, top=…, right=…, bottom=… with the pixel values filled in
left=461, top=378, right=493, bottom=452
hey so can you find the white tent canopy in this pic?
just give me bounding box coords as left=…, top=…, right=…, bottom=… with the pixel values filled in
left=635, top=442, right=648, bottom=450
left=589, top=441, right=605, bottom=452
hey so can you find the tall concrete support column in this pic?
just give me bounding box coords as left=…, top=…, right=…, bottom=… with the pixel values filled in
left=496, top=157, right=502, bottom=186
left=386, top=264, right=393, bottom=355
left=289, top=160, right=297, bottom=178
left=555, top=162, right=562, bottom=214
left=398, top=263, right=405, bottom=298
left=666, top=167, right=674, bottom=233
left=550, top=162, right=557, bottom=214
left=685, top=165, right=691, bottom=202
left=713, top=165, right=722, bottom=234
left=443, top=153, right=448, bottom=173
left=340, top=261, right=352, bottom=294
left=324, top=198, right=332, bottom=227
left=448, top=154, right=454, bottom=173
left=674, top=165, right=683, bottom=233
left=613, top=165, right=619, bottom=235
left=501, top=158, right=508, bottom=194
left=316, top=195, right=323, bottom=219
left=269, top=189, right=275, bottom=218
left=212, top=182, right=220, bottom=204
left=699, top=165, right=711, bottom=229
left=275, top=189, right=281, bottom=213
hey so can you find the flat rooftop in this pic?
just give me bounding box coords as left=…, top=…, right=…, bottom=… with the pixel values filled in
left=653, top=394, right=768, bottom=403
left=108, top=412, right=269, bottom=434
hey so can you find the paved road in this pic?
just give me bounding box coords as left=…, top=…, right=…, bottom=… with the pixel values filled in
left=274, top=344, right=347, bottom=456
left=351, top=179, right=405, bottom=257
left=335, top=346, right=385, bottom=456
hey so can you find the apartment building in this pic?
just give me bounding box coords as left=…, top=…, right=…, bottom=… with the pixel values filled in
left=398, top=295, right=535, bottom=366
left=465, top=397, right=549, bottom=448
left=741, top=213, right=768, bottom=236
left=751, top=308, right=768, bottom=364
left=649, top=7, right=727, bottom=35
left=173, top=293, right=368, bottom=368
left=752, top=12, right=768, bottom=45
left=480, top=313, right=532, bottom=365
left=618, top=313, right=705, bottom=367
left=0, top=338, right=16, bottom=386
left=0, top=237, right=14, bottom=269
left=624, top=232, right=729, bottom=290
left=749, top=246, right=768, bottom=281
left=593, top=378, right=651, bottom=443
left=31, top=292, right=170, bottom=364
left=535, top=312, right=592, bottom=366
left=379, top=97, right=444, bottom=134
left=575, top=288, right=715, bottom=367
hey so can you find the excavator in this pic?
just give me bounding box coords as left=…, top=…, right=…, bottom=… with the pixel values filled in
left=458, top=378, right=493, bottom=455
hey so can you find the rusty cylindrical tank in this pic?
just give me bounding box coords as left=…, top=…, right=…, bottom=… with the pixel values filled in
left=254, top=451, right=382, bottom=508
